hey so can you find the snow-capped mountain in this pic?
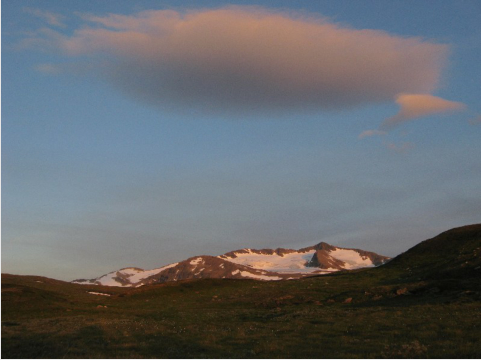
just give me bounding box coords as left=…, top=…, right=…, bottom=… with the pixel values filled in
left=73, top=242, right=390, bottom=287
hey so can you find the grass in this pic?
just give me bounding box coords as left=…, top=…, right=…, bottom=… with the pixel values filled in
left=2, top=224, right=481, bottom=358
left=3, top=273, right=480, bottom=358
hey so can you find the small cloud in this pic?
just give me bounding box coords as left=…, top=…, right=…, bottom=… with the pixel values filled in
left=468, top=115, right=481, bottom=125
left=381, top=93, right=465, bottom=130
left=23, top=7, right=67, bottom=28
left=385, top=141, right=415, bottom=153
left=358, top=129, right=386, bottom=139
left=35, top=63, right=62, bottom=74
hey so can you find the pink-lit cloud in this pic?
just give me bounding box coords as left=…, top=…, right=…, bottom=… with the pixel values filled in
left=26, top=6, right=451, bottom=114
left=358, top=129, right=386, bottom=139
left=468, top=115, right=481, bottom=125
left=35, top=63, right=62, bottom=74
left=380, top=93, right=465, bottom=130
left=385, top=141, right=415, bottom=153
left=23, top=7, right=66, bottom=28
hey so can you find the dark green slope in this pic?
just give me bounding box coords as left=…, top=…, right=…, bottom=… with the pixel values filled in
left=382, top=223, right=481, bottom=280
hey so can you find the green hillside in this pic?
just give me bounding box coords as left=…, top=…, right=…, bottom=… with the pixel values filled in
left=384, top=224, right=481, bottom=279
left=2, top=224, right=481, bottom=358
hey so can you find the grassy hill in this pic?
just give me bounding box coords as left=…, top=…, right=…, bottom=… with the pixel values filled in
left=2, top=224, right=481, bottom=358
left=384, top=224, right=481, bottom=278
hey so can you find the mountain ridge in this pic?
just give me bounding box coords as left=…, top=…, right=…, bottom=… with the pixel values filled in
left=73, top=241, right=390, bottom=287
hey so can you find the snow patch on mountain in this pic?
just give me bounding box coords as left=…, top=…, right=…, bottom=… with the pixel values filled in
left=220, top=249, right=317, bottom=273
left=73, top=264, right=179, bottom=287
left=128, top=263, right=178, bottom=283
left=97, top=268, right=142, bottom=286
left=239, top=271, right=282, bottom=281
left=87, top=291, right=111, bottom=296
left=329, top=249, right=374, bottom=269
left=190, top=258, right=204, bottom=266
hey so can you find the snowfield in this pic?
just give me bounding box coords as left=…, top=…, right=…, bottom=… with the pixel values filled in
left=128, top=263, right=178, bottom=283
left=74, top=263, right=179, bottom=287
left=91, top=269, right=139, bottom=287
left=239, top=271, right=282, bottom=281
left=221, top=247, right=377, bottom=274
left=328, top=249, right=375, bottom=269
left=232, top=268, right=283, bottom=281
left=221, top=249, right=319, bottom=273
left=87, top=291, right=111, bottom=296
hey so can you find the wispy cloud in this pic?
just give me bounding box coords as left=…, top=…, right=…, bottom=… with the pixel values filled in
left=35, top=63, right=62, bottom=74
left=23, top=7, right=66, bottom=28
left=358, top=129, right=386, bottom=139
left=381, top=93, right=465, bottom=130
left=25, top=6, right=449, bottom=114
left=385, top=141, right=415, bottom=153
left=468, top=115, right=481, bottom=125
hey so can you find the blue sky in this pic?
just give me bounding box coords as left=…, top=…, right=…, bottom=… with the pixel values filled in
left=2, top=0, right=481, bottom=281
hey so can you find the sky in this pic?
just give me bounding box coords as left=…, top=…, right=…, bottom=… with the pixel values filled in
left=2, top=0, right=481, bottom=281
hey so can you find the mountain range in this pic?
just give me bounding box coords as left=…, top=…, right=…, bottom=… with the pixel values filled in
left=73, top=242, right=390, bottom=287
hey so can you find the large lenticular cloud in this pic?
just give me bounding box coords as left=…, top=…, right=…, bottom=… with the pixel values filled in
left=46, top=6, right=449, bottom=113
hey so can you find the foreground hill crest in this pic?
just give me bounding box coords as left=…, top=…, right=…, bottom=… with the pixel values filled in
left=73, top=241, right=390, bottom=287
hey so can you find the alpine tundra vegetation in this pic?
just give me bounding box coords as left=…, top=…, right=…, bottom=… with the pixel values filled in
left=2, top=225, right=481, bottom=358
